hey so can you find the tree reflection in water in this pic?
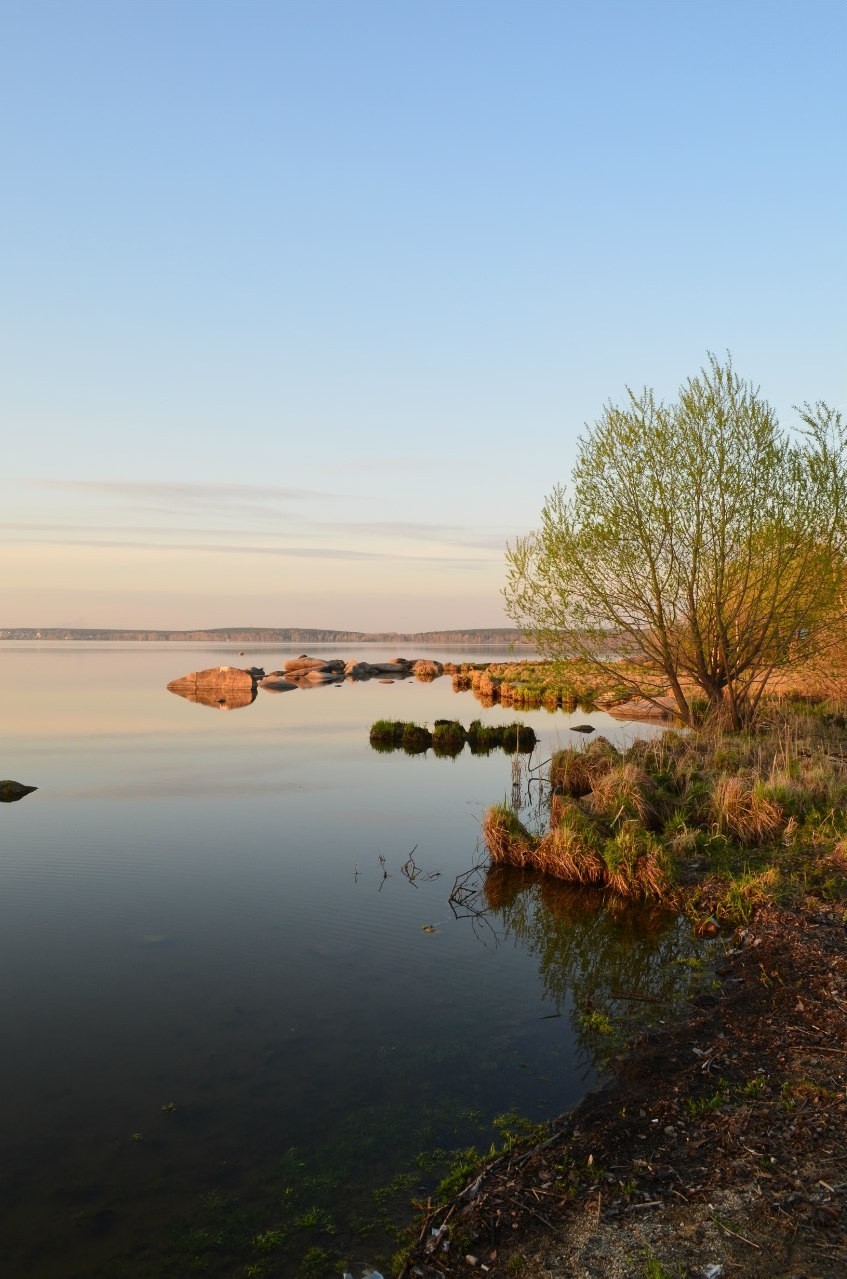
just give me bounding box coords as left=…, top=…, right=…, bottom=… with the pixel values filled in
left=456, top=864, right=713, bottom=1066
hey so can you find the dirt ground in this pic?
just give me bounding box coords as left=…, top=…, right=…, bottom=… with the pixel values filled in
left=402, top=904, right=847, bottom=1279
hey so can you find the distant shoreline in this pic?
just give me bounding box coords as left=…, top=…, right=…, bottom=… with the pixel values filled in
left=0, top=627, right=531, bottom=645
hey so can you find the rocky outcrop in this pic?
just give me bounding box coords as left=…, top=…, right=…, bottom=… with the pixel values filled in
left=167, top=654, right=450, bottom=708
left=283, top=656, right=331, bottom=675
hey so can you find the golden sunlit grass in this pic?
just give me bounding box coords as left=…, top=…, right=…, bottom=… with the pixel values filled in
left=483, top=697, right=847, bottom=923
left=548, top=737, right=620, bottom=796
left=585, top=761, right=659, bottom=829
left=710, top=775, right=786, bottom=845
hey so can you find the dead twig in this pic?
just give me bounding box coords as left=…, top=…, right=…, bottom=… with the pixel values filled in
left=711, top=1215, right=761, bottom=1249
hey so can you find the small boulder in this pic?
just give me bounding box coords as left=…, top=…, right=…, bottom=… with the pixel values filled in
left=345, top=660, right=377, bottom=679
left=259, top=676, right=298, bottom=692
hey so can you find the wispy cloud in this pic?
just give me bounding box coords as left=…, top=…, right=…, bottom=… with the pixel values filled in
left=2, top=518, right=510, bottom=552
left=11, top=532, right=490, bottom=565
left=31, top=479, right=336, bottom=505
left=315, top=520, right=510, bottom=551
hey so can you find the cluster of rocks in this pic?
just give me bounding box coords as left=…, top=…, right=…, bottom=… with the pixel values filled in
left=262, top=654, right=444, bottom=690
left=166, top=656, right=446, bottom=709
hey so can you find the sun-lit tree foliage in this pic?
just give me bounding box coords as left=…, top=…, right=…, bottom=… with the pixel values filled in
left=505, top=356, right=847, bottom=729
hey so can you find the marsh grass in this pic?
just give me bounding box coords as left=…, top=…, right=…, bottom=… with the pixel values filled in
left=432, top=720, right=466, bottom=757
left=484, top=698, right=847, bottom=921
left=549, top=737, right=620, bottom=795
left=465, top=658, right=668, bottom=713
left=482, top=805, right=537, bottom=866
left=586, top=762, right=660, bottom=829
left=369, top=719, right=536, bottom=758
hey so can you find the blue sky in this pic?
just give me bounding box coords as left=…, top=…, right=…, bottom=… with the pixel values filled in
left=2, top=0, right=845, bottom=630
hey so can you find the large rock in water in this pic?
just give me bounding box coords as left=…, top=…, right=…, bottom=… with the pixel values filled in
left=0, top=780, right=38, bottom=803
left=167, top=666, right=257, bottom=710
left=283, top=656, right=332, bottom=675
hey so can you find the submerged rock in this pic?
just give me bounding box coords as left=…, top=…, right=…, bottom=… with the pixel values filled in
left=0, top=780, right=38, bottom=803
left=369, top=662, right=410, bottom=676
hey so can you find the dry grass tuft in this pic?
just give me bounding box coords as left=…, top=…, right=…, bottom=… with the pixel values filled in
left=824, top=838, right=847, bottom=873
left=482, top=805, right=537, bottom=867
left=534, top=800, right=606, bottom=884
left=585, top=763, right=658, bottom=828
left=711, top=776, right=785, bottom=844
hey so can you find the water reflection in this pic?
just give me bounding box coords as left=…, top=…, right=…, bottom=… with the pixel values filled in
left=166, top=666, right=258, bottom=710
left=0, top=642, right=680, bottom=1278
left=369, top=718, right=537, bottom=757
left=459, top=864, right=709, bottom=1063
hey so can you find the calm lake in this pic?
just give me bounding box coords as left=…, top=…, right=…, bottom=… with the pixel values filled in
left=0, top=643, right=705, bottom=1278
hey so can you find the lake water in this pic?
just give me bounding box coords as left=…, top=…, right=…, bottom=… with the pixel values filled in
left=0, top=643, right=704, bottom=1278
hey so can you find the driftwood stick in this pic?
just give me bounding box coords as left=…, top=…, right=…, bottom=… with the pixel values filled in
left=711, top=1216, right=761, bottom=1249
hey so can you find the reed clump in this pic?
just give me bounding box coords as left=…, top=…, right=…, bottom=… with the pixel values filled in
left=464, top=659, right=667, bottom=713
left=483, top=698, right=847, bottom=922
left=534, top=800, right=606, bottom=885
left=585, top=762, right=661, bottom=830
left=710, top=776, right=785, bottom=845
left=482, top=805, right=537, bottom=866
left=432, top=720, right=466, bottom=757
left=549, top=737, right=620, bottom=795
left=369, top=719, right=536, bottom=758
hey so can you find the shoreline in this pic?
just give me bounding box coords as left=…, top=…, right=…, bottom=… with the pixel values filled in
left=400, top=901, right=847, bottom=1278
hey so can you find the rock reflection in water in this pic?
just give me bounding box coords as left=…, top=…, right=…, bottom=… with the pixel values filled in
left=478, top=865, right=709, bottom=1061
left=166, top=666, right=258, bottom=711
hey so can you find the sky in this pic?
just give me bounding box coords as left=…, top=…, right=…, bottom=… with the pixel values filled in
left=2, top=0, right=845, bottom=632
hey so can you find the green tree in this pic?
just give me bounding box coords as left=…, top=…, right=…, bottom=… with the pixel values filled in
left=504, top=356, right=847, bottom=729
